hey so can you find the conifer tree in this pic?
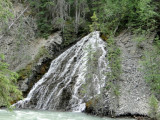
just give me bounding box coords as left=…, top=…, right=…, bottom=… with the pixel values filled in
left=0, top=54, right=22, bottom=107
left=89, top=12, right=100, bottom=32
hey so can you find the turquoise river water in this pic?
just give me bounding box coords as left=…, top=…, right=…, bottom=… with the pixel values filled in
left=0, top=109, right=135, bottom=120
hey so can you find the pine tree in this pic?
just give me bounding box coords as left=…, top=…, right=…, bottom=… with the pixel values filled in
left=0, top=54, right=22, bottom=107
left=89, top=12, right=100, bottom=32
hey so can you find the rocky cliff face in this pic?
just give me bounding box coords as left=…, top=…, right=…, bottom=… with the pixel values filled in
left=14, top=31, right=159, bottom=117
left=1, top=2, right=159, bottom=117
left=0, top=3, right=65, bottom=96
left=0, top=3, right=37, bottom=70
left=14, top=32, right=109, bottom=112
left=113, top=31, right=152, bottom=116
left=17, top=32, right=63, bottom=96
left=83, top=31, right=157, bottom=117
left=0, top=3, right=62, bottom=71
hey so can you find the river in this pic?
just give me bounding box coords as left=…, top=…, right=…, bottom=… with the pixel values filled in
left=0, top=109, right=135, bottom=120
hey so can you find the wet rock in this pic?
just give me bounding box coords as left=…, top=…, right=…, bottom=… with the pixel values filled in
left=15, top=31, right=159, bottom=118
left=14, top=32, right=110, bottom=112
left=17, top=32, right=63, bottom=97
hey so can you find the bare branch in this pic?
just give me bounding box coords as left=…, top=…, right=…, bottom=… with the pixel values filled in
left=8, top=6, right=29, bottom=30
left=0, top=6, right=29, bottom=40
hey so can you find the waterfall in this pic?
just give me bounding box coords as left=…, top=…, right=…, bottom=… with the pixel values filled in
left=14, top=31, right=110, bottom=112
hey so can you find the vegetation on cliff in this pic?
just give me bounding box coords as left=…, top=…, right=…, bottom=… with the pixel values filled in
left=26, top=0, right=160, bottom=99
left=0, top=0, right=160, bottom=119
left=0, top=54, right=22, bottom=107
left=0, top=0, right=23, bottom=108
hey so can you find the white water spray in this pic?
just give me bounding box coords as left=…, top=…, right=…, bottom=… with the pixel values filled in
left=14, top=31, right=110, bottom=112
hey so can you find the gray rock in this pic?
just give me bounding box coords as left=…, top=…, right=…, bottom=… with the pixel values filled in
left=113, top=31, right=152, bottom=116
left=15, top=31, right=159, bottom=117
left=19, top=78, right=29, bottom=92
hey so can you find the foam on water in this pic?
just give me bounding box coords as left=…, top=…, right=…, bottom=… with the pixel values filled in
left=0, top=109, right=135, bottom=120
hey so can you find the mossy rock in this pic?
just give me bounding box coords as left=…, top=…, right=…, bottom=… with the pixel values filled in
left=100, top=33, right=108, bottom=41
left=86, top=96, right=99, bottom=109
left=34, top=46, right=50, bottom=64
left=17, top=63, right=32, bottom=80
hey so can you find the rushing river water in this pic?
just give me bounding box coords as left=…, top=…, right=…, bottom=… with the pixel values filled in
left=0, top=109, right=135, bottom=120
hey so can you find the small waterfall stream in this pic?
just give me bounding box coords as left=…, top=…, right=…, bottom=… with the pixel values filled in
left=14, top=31, right=110, bottom=112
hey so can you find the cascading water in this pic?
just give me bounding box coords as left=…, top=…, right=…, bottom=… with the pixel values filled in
left=14, top=31, right=110, bottom=112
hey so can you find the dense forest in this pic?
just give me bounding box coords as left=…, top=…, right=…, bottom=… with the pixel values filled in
left=0, top=0, right=160, bottom=120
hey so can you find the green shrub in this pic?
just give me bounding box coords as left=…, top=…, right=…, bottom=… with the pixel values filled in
left=0, top=54, right=22, bottom=107
left=141, top=47, right=160, bottom=94
left=149, top=94, right=160, bottom=120
left=89, top=12, right=100, bottom=32
left=93, top=0, right=159, bottom=35
left=105, top=36, right=121, bottom=96
left=34, top=46, right=50, bottom=63
left=28, top=0, right=54, bottom=39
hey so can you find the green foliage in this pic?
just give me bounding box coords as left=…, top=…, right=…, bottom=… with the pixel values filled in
left=106, top=82, right=120, bottom=96
left=24, top=0, right=159, bottom=40
left=83, top=44, right=97, bottom=86
left=29, top=0, right=54, bottom=39
left=81, top=42, right=106, bottom=114
left=106, top=36, right=121, bottom=96
left=89, top=12, right=100, bottom=32
left=28, top=0, right=91, bottom=40
left=0, top=0, right=13, bottom=34
left=17, top=47, right=50, bottom=81
left=17, top=64, right=32, bottom=80
left=81, top=41, right=102, bottom=98
left=107, top=36, right=121, bottom=78
left=133, top=0, right=158, bottom=32
left=15, top=17, right=27, bottom=50
left=34, top=47, right=50, bottom=63
left=0, top=0, right=13, bottom=22
left=92, top=0, right=159, bottom=35
left=37, top=18, right=53, bottom=39
left=149, top=94, right=160, bottom=120
left=0, top=54, right=22, bottom=107
left=141, top=46, right=160, bottom=94
left=62, top=19, right=77, bottom=47
left=133, top=33, right=147, bottom=45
